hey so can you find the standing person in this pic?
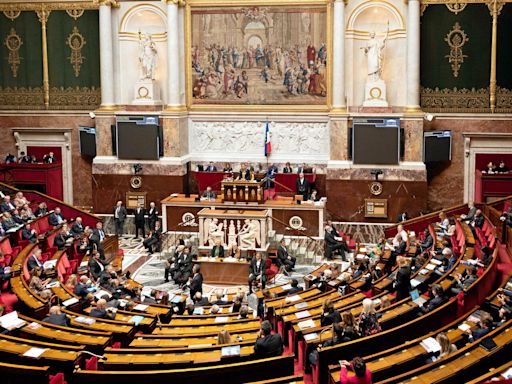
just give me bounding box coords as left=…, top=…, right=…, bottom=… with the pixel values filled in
left=189, top=264, right=203, bottom=298
left=248, top=252, right=267, bottom=294
left=147, top=202, right=159, bottom=231
left=134, top=203, right=146, bottom=239
left=113, top=201, right=127, bottom=236
left=296, top=172, right=309, bottom=200
left=395, top=256, right=411, bottom=301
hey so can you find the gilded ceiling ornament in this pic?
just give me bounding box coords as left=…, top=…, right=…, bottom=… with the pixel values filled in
left=445, top=3, right=467, bottom=14
left=66, top=9, right=85, bottom=20
left=444, top=22, right=468, bottom=78
left=66, top=26, right=86, bottom=77
left=4, top=28, right=23, bottom=78
left=3, top=10, right=21, bottom=21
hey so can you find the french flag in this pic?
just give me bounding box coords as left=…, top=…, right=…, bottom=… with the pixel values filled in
left=264, top=121, right=271, bottom=157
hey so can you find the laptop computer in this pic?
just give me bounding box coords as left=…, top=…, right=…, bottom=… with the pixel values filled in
left=410, top=289, right=427, bottom=306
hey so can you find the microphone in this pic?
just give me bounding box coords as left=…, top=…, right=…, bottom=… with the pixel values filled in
left=82, top=350, right=108, bottom=361
left=318, top=326, right=331, bottom=348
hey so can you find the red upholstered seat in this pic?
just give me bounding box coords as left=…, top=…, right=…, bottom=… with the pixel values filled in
left=265, top=258, right=277, bottom=284
left=85, top=356, right=98, bottom=371
left=49, top=373, right=67, bottom=384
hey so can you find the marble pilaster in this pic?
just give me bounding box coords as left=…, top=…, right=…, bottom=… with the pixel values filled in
left=331, top=0, right=346, bottom=110
left=95, top=114, right=115, bottom=157
left=329, top=118, right=349, bottom=161
left=99, top=2, right=115, bottom=108
left=161, top=113, right=188, bottom=158
left=406, top=0, right=421, bottom=110
left=166, top=1, right=181, bottom=107
left=402, top=118, right=424, bottom=162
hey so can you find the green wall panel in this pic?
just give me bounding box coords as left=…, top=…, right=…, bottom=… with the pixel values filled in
left=421, top=4, right=491, bottom=89
left=47, top=10, right=100, bottom=88
left=497, top=4, right=512, bottom=89
left=0, top=11, right=43, bottom=88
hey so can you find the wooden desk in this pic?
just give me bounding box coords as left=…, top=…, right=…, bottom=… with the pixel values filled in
left=196, top=259, right=249, bottom=285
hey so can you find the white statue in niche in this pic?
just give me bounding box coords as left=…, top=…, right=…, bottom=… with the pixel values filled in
left=361, top=22, right=390, bottom=107
left=138, top=32, right=157, bottom=80
left=361, top=24, right=389, bottom=82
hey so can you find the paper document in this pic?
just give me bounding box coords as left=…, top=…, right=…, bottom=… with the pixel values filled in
left=281, top=284, right=292, bottom=291
left=215, top=316, right=229, bottom=323
left=221, top=345, right=241, bottom=357
left=295, top=310, right=311, bottom=319
left=0, top=311, right=26, bottom=330
left=286, top=295, right=301, bottom=303
left=129, top=315, right=144, bottom=325
left=23, top=347, right=46, bottom=358
left=303, top=333, right=319, bottom=341
left=420, top=337, right=441, bottom=353
left=62, top=298, right=79, bottom=307
left=458, top=323, right=471, bottom=332
left=134, top=304, right=149, bottom=311
left=297, top=319, right=316, bottom=330
left=294, top=302, right=308, bottom=309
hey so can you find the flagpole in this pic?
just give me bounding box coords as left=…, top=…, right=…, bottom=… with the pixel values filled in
left=265, top=118, right=270, bottom=200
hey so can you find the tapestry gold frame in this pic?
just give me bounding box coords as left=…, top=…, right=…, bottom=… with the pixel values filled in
left=185, top=0, right=332, bottom=112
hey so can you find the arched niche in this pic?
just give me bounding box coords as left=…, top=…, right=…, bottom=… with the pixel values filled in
left=119, top=4, right=167, bottom=41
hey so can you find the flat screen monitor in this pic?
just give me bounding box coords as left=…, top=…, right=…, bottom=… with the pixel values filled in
left=352, top=118, right=400, bottom=165
left=79, top=126, right=96, bottom=157
left=116, top=116, right=160, bottom=160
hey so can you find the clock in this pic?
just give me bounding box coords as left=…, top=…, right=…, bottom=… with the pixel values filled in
left=370, top=181, right=383, bottom=196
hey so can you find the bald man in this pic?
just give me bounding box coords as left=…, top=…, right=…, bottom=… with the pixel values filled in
left=43, top=306, right=70, bottom=326
left=90, top=299, right=116, bottom=320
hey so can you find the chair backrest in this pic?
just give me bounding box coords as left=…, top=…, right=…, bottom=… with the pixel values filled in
left=85, top=356, right=98, bottom=371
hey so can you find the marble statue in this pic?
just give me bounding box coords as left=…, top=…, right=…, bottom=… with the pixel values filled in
left=139, top=32, right=157, bottom=81
left=361, top=26, right=388, bottom=82
left=238, top=219, right=260, bottom=248
left=207, top=218, right=224, bottom=246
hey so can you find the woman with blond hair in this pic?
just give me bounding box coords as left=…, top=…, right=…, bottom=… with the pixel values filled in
left=436, top=332, right=457, bottom=359
left=65, top=274, right=77, bottom=291
left=217, top=329, right=232, bottom=345
left=29, top=267, right=50, bottom=295
left=358, top=298, right=381, bottom=336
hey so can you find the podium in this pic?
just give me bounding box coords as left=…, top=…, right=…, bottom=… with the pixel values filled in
left=221, top=180, right=264, bottom=203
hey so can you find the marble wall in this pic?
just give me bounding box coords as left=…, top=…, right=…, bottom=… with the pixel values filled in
left=424, top=117, right=512, bottom=211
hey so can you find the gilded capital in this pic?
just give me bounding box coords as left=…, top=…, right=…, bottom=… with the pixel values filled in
left=94, top=0, right=120, bottom=7
left=167, top=0, right=186, bottom=7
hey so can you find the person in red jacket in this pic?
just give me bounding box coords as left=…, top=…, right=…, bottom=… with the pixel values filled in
left=340, top=357, right=372, bottom=384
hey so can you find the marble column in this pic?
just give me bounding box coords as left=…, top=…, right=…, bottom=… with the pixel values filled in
left=167, top=0, right=182, bottom=108
left=98, top=0, right=115, bottom=108
left=331, top=0, right=346, bottom=111
left=406, top=0, right=421, bottom=111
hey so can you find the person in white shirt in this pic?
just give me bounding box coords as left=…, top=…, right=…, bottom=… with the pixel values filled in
left=392, top=224, right=409, bottom=248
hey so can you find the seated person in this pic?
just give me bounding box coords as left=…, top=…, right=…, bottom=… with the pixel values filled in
left=482, top=161, right=496, bottom=174
left=193, top=292, right=210, bottom=306
left=48, top=207, right=65, bottom=226
left=324, top=224, right=349, bottom=261
left=223, top=162, right=233, bottom=172
left=18, top=151, right=32, bottom=163
left=90, top=298, right=116, bottom=320
left=143, top=221, right=162, bottom=254
left=43, top=151, right=57, bottom=164
left=173, top=246, right=193, bottom=286
left=201, top=186, right=216, bottom=200
left=205, top=161, right=217, bottom=172
left=500, top=206, right=512, bottom=228
left=434, top=332, right=457, bottom=360
left=43, top=306, right=70, bottom=326
left=416, top=228, right=433, bottom=255
left=450, top=266, right=478, bottom=294
left=71, top=217, right=86, bottom=236
left=308, top=189, right=319, bottom=202
left=217, top=330, right=232, bottom=345
left=20, top=204, right=35, bottom=221
left=320, top=299, right=341, bottom=326
left=0, top=196, right=15, bottom=213
left=27, top=249, right=44, bottom=272
left=435, top=212, right=449, bottom=233
left=396, top=211, right=410, bottom=223
left=254, top=320, right=283, bottom=357
left=470, top=209, right=485, bottom=231
left=238, top=305, right=250, bottom=319
left=277, top=238, right=296, bottom=273
left=211, top=289, right=228, bottom=306
left=21, top=223, right=38, bottom=243
left=339, top=357, right=373, bottom=384
left=29, top=267, right=51, bottom=295
left=73, top=275, right=92, bottom=297
left=466, top=311, right=494, bottom=341
left=282, top=162, right=293, bottom=173
left=460, top=201, right=477, bottom=222
left=2, top=213, right=17, bottom=232
left=11, top=209, right=24, bottom=225
left=13, top=192, right=29, bottom=208
left=226, top=242, right=241, bottom=260
left=34, top=202, right=48, bottom=217
left=496, top=160, right=509, bottom=173
left=419, top=284, right=446, bottom=314
left=210, top=239, right=224, bottom=258
left=288, top=278, right=303, bottom=294
left=236, top=162, right=251, bottom=181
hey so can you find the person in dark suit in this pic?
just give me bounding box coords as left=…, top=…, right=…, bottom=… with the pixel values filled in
left=0, top=196, right=15, bottom=213
left=42, top=152, right=56, bottom=164
left=396, top=211, right=410, bottom=223
left=18, top=151, right=32, bottom=164
left=468, top=312, right=494, bottom=341
left=73, top=275, right=91, bottom=297
left=22, top=223, right=37, bottom=243
left=147, top=202, right=159, bottom=231
left=470, top=209, right=485, bottom=229
left=324, top=224, right=348, bottom=260
left=248, top=252, right=267, bottom=294
left=254, top=320, right=283, bottom=357
left=420, top=285, right=446, bottom=314
left=288, top=279, right=303, bottom=295
left=277, top=239, right=296, bottom=273
left=27, top=249, right=44, bottom=272
left=35, top=202, right=48, bottom=217
left=174, top=246, right=193, bottom=286
left=193, top=292, right=210, bottom=306
left=88, top=251, right=107, bottom=280
left=91, top=222, right=106, bottom=245
left=282, top=162, right=293, bottom=173
left=71, top=217, right=85, bottom=236
left=460, top=201, right=477, bottom=222
left=90, top=299, right=116, bottom=320
left=296, top=173, right=309, bottom=200
left=43, top=306, right=70, bottom=326
left=212, top=289, right=228, bottom=306
left=134, top=203, right=146, bottom=239
left=54, top=229, right=68, bottom=250
left=143, top=221, right=162, bottom=254
left=205, top=161, right=217, bottom=172
left=297, top=163, right=308, bottom=174
left=395, top=256, right=411, bottom=301
left=416, top=228, right=433, bottom=256
left=113, top=200, right=127, bottom=236
left=202, top=186, right=216, bottom=200
left=265, top=163, right=279, bottom=188
left=189, top=264, right=203, bottom=298
left=385, top=238, right=407, bottom=274
left=4, top=154, right=16, bottom=163
left=48, top=207, right=65, bottom=226
left=236, top=163, right=251, bottom=181
left=321, top=299, right=342, bottom=327
left=210, top=239, right=224, bottom=258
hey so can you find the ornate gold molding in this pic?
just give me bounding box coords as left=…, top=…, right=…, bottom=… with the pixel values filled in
left=93, top=0, right=120, bottom=7
left=0, top=87, right=44, bottom=110
left=445, top=2, right=467, bottom=13
left=420, top=0, right=511, bottom=4
left=167, top=0, right=187, bottom=6
left=66, top=26, right=86, bottom=77
left=4, top=28, right=23, bottom=78
left=496, top=87, right=512, bottom=112
left=66, top=8, right=84, bottom=20
left=0, top=2, right=99, bottom=12
left=421, top=86, right=490, bottom=112
left=444, top=22, right=468, bottom=78
left=2, top=10, right=21, bottom=20
left=49, top=86, right=101, bottom=109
